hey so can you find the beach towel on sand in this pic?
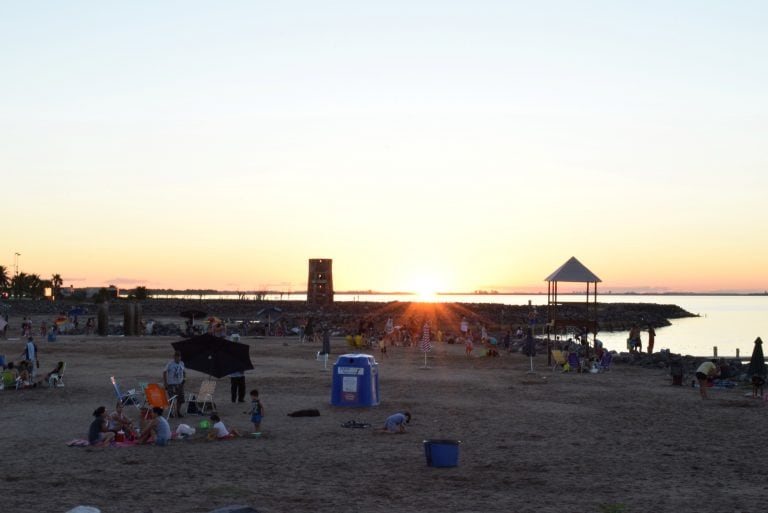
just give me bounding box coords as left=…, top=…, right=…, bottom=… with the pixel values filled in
left=341, top=420, right=371, bottom=429
left=287, top=409, right=320, bottom=417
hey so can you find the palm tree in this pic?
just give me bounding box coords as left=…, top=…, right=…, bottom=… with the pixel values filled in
left=51, top=273, right=63, bottom=299
left=132, top=286, right=149, bottom=300
left=10, top=272, right=28, bottom=298
left=0, top=265, right=9, bottom=294
left=27, top=273, right=44, bottom=299
left=10, top=272, right=46, bottom=299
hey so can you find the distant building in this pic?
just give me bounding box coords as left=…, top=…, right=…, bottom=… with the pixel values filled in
left=60, top=286, right=119, bottom=300
left=307, top=259, right=334, bottom=305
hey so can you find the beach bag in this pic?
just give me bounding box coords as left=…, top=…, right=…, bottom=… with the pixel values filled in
left=176, top=424, right=196, bottom=436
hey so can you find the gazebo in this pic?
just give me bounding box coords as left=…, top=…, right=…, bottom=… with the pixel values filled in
left=544, top=256, right=601, bottom=350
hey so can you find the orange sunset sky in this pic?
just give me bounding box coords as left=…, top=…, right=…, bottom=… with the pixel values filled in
left=2, top=2, right=767, bottom=295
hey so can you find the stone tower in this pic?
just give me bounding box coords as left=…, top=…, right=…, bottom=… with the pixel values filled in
left=307, top=258, right=334, bottom=305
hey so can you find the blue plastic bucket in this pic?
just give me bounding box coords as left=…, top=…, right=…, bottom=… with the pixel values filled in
left=423, top=439, right=461, bottom=467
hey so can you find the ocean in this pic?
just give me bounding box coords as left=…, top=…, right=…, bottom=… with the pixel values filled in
left=153, top=292, right=767, bottom=358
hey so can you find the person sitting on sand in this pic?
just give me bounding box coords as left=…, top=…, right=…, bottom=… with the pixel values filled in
left=108, top=401, right=134, bottom=434
left=88, top=406, right=116, bottom=446
left=208, top=414, right=241, bottom=440
left=375, top=411, right=411, bottom=434
left=32, top=361, right=65, bottom=387
left=16, top=360, right=33, bottom=387
left=3, top=361, right=20, bottom=385
left=137, top=406, right=172, bottom=446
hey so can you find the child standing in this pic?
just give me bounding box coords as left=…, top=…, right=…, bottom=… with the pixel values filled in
left=249, top=389, right=264, bottom=433
left=464, top=335, right=473, bottom=358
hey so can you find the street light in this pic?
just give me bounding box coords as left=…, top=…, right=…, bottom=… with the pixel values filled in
left=14, top=252, right=20, bottom=276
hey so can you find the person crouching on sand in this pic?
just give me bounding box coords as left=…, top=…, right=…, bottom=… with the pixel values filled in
left=375, top=411, right=411, bottom=434
left=696, top=360, right=720, bottom=399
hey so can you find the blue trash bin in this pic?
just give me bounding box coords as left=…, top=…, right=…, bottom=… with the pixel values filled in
left=424, top=439, right=461, bottom=467
left=330, top=353, right=380, bottom=407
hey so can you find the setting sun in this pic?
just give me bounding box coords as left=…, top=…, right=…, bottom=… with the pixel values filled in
left=409, top=277, right=440, bottom=302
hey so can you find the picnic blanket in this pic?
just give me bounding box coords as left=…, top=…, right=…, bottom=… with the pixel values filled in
left=66, top=438, right=138, bottom=447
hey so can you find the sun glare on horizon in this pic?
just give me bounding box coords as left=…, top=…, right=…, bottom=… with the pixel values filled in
left=408, top=276, right=441, bottom=302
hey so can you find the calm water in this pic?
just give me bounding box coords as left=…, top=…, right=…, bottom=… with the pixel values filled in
left=153, top=293, right=767, bottom=357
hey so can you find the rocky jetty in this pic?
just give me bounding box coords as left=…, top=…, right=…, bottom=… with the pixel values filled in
left=2, top=297, right=695, bottom=337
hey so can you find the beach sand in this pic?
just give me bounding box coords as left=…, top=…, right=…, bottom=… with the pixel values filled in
left=0, top=333, right=765, bottom=513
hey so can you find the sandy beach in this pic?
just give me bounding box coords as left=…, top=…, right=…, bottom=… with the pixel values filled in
left=0, top=328, right=765, bottom=513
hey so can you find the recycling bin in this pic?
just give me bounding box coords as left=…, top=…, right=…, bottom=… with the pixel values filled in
left=331, top=353, right=380, bottom=407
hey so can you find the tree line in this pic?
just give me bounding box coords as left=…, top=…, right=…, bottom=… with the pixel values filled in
left=0, top=265, right=148, bottom=302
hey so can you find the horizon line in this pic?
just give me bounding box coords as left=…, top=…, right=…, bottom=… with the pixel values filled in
left=123, top=289, right=768, bottom=297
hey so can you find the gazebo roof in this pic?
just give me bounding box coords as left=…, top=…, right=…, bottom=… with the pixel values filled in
left=544, top=256, right=601, bottom=283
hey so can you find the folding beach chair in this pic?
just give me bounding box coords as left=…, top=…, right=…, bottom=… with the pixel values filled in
left=1, top=370, right=21, bottom=390
left=48, top=362, right=66, bottom=387
left=566, top=351, right=581, bottom=372
left=187, top=379, right=217, bottom=415
left=143, top=383, right=177, bottom=419
left=551, top=350, right=567, bottom=372
left=111, top=376, right=143, bottom=407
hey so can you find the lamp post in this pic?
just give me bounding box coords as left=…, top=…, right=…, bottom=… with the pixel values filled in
left=14, top=252, right=20, bottom=276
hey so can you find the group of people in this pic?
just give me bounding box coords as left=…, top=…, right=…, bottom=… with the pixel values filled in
left=627, top=324, right=657, bottom=354
left=88, top=404, right=172, bottom=446
left=88, top=391, right=265, bottom=446
left=85, top=344, right=407, bottom=446
left=87, top=349, right=267, bottom=446
left=1, top=337, right=64, bottom=389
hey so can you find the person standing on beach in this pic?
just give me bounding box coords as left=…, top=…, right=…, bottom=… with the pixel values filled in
left=460, top=317, right=469, bottom=342
left=695, top=360, right=720, bottom=399
left=163, top=351, right=185, bottom=418
left=229, top=371, right=245, bottom=403
left=647, top=325, right=656, bottom=354
left=628, top=325, right=641, bottom=353
left=303, top=318, right=316, bottom=343
left=21, top=336, right=39, bottom=379
left=249, top=389, right=264, bottom=433
left=384, top=317, right=395, bottom=346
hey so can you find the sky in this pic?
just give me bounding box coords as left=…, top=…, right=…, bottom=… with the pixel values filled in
left=2, top=1, right=767, bottom=295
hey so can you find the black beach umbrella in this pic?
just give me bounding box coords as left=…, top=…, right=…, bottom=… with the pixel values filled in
left=171, top=333, right=254, bottom=378
left=746, top=337, right=766, bottom=378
